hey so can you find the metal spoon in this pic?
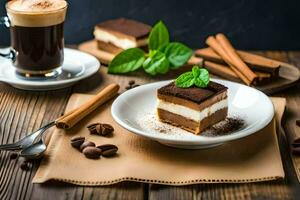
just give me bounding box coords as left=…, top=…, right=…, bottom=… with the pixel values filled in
left=0, top=121, right=55, bottom=151
left=19, top=131, right=48, bottom=159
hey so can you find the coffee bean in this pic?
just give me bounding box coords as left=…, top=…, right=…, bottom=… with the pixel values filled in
left=20, top=161, right=30, bottom=170
left=88, top=126, right=99, bottom=135
left=87, top=123, right=102, bottom=135
left=125, top=85, right=132, bottom=90
left=296, top=119, right=300, bottom=127
left=80, top=141, right=95, bottom=152
left=129, top=80, right=135, bottom=85
left=96, top=124, right=102, bottom=134
left=97, top=144, right=118, bottom=157
left=102, top=148, right=118, bottom=157
left=87, top=123, right=100, bottom=129
left=87, top=123, right=114, bottom=136
left=293, top=146, right=300, bottom=154
left=10, top=152, right=18, bottom=160
left=132, top=84, right=140, bottom=88
left=87, top=123, right=99, bottom=134
left=97, top=144, right=116, bottom=151
left=82, top=147, right=102, bottom=159
left=101, top=124, right=114, bottom=136
left=70, top=136, right=85, bottom=149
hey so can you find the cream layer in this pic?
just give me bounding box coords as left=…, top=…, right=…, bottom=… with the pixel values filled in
left=156, top=98, right=228, bottom=122
left=94, top=28, right=148, bottom=49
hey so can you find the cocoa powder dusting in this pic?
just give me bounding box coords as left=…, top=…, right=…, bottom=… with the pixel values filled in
left=202, top=117, right=245, bottom=137
left=31, top=1, right=53, bottom=9
left=137, top=112, right=245, bottom=138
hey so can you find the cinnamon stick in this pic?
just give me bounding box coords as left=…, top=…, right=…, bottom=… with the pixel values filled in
left=195, top=47, right=280, bottom=75
left=187, top=55, right=203, bottom=66
left=206, top=36, right=252, bottom=85
left=204, top=61, right=271, bottom=84
left=204, top=61, right=240, bottom=82
left=56, top=83, right=120, bottom=129
left=215, top=33, right=257, bottom=84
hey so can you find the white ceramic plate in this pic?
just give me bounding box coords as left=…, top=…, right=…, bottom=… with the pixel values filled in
left=0, top=48, right=100, bottom=91
left=111, top=79, right=274, bottom=149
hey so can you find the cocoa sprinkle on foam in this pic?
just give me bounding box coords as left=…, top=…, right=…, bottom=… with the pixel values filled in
left=31, top=1, right=53, bottom=9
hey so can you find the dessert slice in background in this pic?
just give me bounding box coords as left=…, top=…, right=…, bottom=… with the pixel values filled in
left=94, top=18, right=151, bottom=54
left=157, top=82, right=228, bottom=134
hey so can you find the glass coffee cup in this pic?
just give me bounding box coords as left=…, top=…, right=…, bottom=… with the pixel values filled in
left=0, top=0, right=67, bottom=78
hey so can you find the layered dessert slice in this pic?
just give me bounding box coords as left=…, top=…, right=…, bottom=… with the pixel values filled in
left=94, top=18, right=151, bottom=54
left=157, top=82, right=228, bottom=134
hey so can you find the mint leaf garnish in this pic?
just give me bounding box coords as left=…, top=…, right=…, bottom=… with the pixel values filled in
left=175, top=66, right=210, bottom=88
left=195, top=68, right=210, bottom=87
left=192, top=65, right=200, bottom=77
left=108, top=48, right=145, bottom=74
left=148, top=21, right=169, bottom=50
left=175, top=72, right=195, bottom=88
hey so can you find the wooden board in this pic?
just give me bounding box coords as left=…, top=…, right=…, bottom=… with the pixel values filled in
left=256, top=61, right=300, bottom=94
left=79, top=40, right=300, bottom=95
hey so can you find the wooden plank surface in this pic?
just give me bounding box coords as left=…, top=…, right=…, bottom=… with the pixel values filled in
left=0, top=51, right=299, bottom=200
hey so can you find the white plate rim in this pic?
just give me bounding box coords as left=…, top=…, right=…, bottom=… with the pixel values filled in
left=0, top=48, right=100, bottom=87
left=111, top=79, right=275, bottom=145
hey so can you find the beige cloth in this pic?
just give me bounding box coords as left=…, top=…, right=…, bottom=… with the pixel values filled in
left=32, top=94, right=285, bottom=185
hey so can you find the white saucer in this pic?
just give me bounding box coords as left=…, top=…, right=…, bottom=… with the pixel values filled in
left=0, top=48, right=100, bottom=91
left=111, top=79, right=274, bottom=149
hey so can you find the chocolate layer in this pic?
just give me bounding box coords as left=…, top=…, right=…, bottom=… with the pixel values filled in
left=157, top=108, right=228, bottom=134
left=97, top=40, right=148, bottom=54
left=157, top=91, right=227, bottom=111
left=97, top=40, right=123, bottom=54
left=157, top=81, right=227, bottom=104
left=96, top=18, right=151, bottom=39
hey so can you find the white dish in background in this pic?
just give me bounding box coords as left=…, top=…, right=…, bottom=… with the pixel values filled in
left=0, top=48, right=100, bottom=91
left=111, top=79, right=274, bottom=149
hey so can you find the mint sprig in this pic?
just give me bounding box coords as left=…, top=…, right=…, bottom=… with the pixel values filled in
left=175, top=66, right=210, bottom=88
left=108, top=21, right=192, bottom=75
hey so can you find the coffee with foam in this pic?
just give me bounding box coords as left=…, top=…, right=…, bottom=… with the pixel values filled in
left=6, top=0, right=67, bottom=27
left=4, top=0, right=68, bottom=76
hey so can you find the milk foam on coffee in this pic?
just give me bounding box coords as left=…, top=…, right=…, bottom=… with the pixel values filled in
left=8, top=0, right=66, bottom=12
left=6, top=0, right=67, bottom=27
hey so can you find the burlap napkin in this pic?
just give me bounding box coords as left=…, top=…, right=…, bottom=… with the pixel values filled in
left=32, top=94, right=285, bottom=186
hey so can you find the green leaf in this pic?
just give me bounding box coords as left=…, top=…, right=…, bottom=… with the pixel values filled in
left=143, top=51, right=169, bottom=75
left=160, top=42, right=193, bottom=68
left=194, top=68, right=210, bottom=88
left=175, top=66, right=210, bottom=88
left=192, top=65, right=200, bottom=77
left=175, top=72, right=195, bottom=88
left=108, top=48, right=145, bottom=74
left=149, top=21, right=169, bottom=50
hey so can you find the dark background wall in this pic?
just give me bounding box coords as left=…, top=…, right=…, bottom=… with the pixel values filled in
left=1, top=0, right=300, bottom=50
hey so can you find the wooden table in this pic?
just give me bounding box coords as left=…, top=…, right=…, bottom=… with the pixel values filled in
left=0, top=51, right=300, bottom=200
